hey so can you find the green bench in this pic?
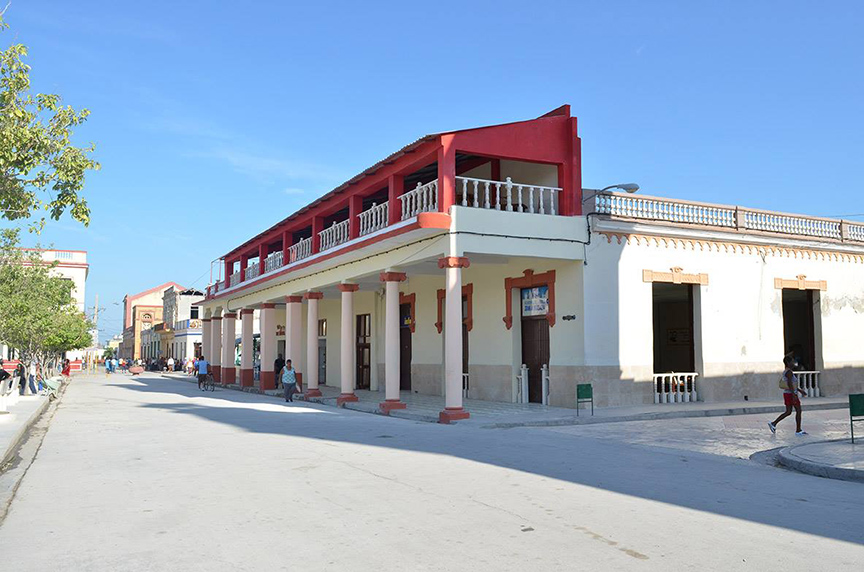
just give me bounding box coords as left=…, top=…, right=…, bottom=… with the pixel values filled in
left=851, top=394, right=864, bottom=444
left=576, top=383, right=593, bottom=416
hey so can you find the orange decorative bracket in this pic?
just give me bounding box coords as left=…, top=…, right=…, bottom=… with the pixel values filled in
left=774, top=275, right=827, bottom=291
left=435, top=283, right=474, bottom=334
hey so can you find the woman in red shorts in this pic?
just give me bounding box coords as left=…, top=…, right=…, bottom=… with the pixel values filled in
left=768, top=355, right=807, bottom=435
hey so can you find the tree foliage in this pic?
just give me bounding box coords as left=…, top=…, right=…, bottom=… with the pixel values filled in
left=0, top=228, right=93, bottom=364
left=0, top=12, right=100, bottom=231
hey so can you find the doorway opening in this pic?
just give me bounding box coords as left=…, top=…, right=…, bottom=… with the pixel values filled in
left=652, top=283, right=696, bottom=373
left=356, top=314, right=371, bottom=390
left=520, top=286, right=550, bottom=403
left=399, top=303, right=412, bottom=390
left=318, top=318, right=327, bottom=385
left=781, top=289, right=819, bottom=371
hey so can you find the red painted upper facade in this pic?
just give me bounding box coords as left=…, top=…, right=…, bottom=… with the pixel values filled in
left=206, top=106, right=582, bottom=300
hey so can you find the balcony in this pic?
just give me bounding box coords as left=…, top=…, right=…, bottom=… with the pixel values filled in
left=593, top=192, right=864, bottom=243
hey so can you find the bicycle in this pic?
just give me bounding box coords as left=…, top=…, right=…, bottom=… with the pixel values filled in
left=199, top=373, right=215, bottom=392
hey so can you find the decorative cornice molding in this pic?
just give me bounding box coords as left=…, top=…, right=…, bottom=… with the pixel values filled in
left=304, top=291, right=324, bottom=300
left=337, top=283, right=360, bottom=292
left=438, top=256, right=471, bottom=269
left=380, top=271, right=407, bottom=282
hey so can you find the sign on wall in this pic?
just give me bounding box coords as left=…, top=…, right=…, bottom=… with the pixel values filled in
left=521, top=286, right=549, bottom=317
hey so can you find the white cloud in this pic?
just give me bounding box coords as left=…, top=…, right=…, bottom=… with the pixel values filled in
left=283, top=188, right=305, bottom=196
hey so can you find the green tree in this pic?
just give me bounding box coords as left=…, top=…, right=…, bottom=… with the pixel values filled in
left=0, top=229, right=93, bottom=365
left=102, top=346, right=116, bottom=360
left=1, top=11, right=100, bottom=231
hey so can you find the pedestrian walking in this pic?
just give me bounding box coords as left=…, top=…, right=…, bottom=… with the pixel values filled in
left=197, top=356, right=209, bottom=390
left=27, top=360, right=38, bottom=394
left=768, top=355, right=808, bottom=435
left=280, top=359, right=299, bottom=402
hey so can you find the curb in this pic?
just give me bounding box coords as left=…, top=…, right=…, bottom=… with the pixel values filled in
left=1, top=397, right=49, bottom=467
left=777, top=439, right=864, bottom=483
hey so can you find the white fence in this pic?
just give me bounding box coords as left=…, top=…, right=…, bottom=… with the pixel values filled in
left=458, top=176, right=560, bottom=215
left=359, top=202, right=389, bottom=236
left=743, top=211, right=839, bottom=238
left=264, top=251, right=283, bottom=273
left=245, top=261, right=260, bottom=280
left=319, top=219, right=350, bottom=251
left=796, top=371, right=821, bottom=397
left=653, top=372, right=699, bottom=404
left=399, top=180, right=438, bottom=220
left=288, top=236, right=313, bottom=263
left=229, top=271, right=241, bottom=287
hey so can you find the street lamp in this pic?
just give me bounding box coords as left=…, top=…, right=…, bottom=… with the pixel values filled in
left=600, top=183, right=640, bottom=193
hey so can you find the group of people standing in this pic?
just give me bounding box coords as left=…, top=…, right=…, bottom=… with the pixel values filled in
left=0, top=358, right=68, bottom=395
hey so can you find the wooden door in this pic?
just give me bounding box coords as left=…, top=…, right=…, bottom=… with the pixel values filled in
left=521, top=317, right=549, bottom=403
left=399, top=303, right=412, bottom=391
left=356, top=314, right=371, bottom=390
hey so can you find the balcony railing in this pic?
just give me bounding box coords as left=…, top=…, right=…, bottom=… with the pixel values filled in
left=359, top=202, right=389, bottom=236
left=288, top=236, right=313, bottom=263
left=457, top=176, right=560, bottom=215
left=246, top=261, right=261, bottom=280
left=320, top=219, right=350, bottom=251
left=229, top=271, right=241, bottom=287
left=264, top=251, right=283, bottom=273
left=400, top=180, right=438, bottom=220
left=595, top=192, right=864, bottom=243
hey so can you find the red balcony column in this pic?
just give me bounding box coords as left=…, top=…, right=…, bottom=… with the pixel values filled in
left=437, top=135, right=456, bottom=213
left=222, top=260, right=229, bottom=286
left=311, top=216, right=323, bottom=254
left=240, top=255, right=248, bottom=281
left=559, top=117, right=582, bottom=216
left=281, top=230, right=291, bottom=264
left=349, top=195, right=363, bottom=240
left=258, top=243, right=266, bottom=271
left=491, top=159, right=501, bottom=182
left=388, top=174, right=403, bottom=225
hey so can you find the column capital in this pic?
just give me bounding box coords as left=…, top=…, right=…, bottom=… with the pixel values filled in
left=211, top=316, right=222, bottom=321
left=261, top=303, right=276, bottom=309
left=240, top=308, right=254, bottom=316
left=223, top=312, right=236, bottom=319
left=380, top=271, right=407, bottom=282
left=286, top=295, right=303, bottom=303
left=202, top=318, right=211, bottom=323
left=337, top=283, right=360, bottom=292
left=438, top=256, right=470, bottom=269
left=304, top=291, right=324, bottom=300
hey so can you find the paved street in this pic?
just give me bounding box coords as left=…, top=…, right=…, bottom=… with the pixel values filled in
left=0, top=373, right=862, bottom=571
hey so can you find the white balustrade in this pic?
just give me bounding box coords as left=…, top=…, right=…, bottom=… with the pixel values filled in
left=288, top=236, right=313, bottom=263
left=229, top=271, right=241, bottom=287
left=399, top=180, right=438, bottom=220
left=795, top=371, right=821, bottom=398
left=846, top=223, right=864, bottom=242
left=457, top=176, right=560, bottom=215
left=319, top=219, right=350, bottom=251
left=596, top=194, right=736, bottom=228
left=245, top=261, right=261, bottom=280
left=653, top=372, right=699, bottom=404
left=264, top=251, right=283, bottom=273
left=541, top=364, right=550, bottom=405
left=358, top=202, right=389, bottom=236
left=743, top=211, right=839, bottom=238
left=516, top=364, right=530, bottom=404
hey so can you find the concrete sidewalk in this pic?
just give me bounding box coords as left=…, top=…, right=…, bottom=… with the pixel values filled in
left=779, top=439, right=864, bottom=483
left=161, top=372, right=849, bottom=428
left=0, top=395, right=49, bottom=467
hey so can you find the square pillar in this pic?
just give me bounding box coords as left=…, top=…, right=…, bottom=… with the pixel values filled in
left=438, top=257, right=471, bottom=424
left=240, top=309, right=254, bottom=386
left=437, top=135, right=456, bottom=213
left=285, top=296, right=303, bottom=371
left=304, top=292, right=324, bottom=397
left=337, top=284, right=359, bottom=406
left=221, top=312, right=236, bottom=384
left=379, top=271, right=407, bottom=414
left=211, top=314, right=222, bottom=382
left=259, top=303, right=276, bottom=391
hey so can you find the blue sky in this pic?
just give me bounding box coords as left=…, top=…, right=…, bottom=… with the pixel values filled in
left=4, top=1, right=863, bottom=342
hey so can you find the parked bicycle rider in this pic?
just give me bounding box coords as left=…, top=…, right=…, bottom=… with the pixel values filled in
left=197, top=355, right=210, bottom=390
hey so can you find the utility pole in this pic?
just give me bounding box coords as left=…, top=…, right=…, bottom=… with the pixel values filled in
left=93, top=293, right=100, bottom=348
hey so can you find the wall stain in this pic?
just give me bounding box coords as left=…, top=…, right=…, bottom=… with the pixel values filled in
left=820, top=294, right=864, bottom=316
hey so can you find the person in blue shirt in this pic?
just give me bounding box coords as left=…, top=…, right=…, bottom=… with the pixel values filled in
left=280, top=359, right=298, bottom=402
left=197, top=356, right=209, bottom=390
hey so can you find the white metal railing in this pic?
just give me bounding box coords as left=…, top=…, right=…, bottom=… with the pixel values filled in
left=264, top=251, right=283, bottom=273
left=245, top=261, right=261, bottom=280
left=400, top=180, right=438, bottom=220
left=653, top=372, right=699, bottom=404
left=319, top=219, right=350, bottom=251
left=288, top=237, right=313, bottom=263
left=458, top=176, right=560, bottom=215
left=795, top=371, right=821, bottom=398
left=744, top=211, right=839, bottom=238
left=848, top=223, right=864, bottom=241
left=596, top=194, right=736, bottom=227
left=359, top=202, right=389, bottom=236
left=229, top=271, right=241, bottom=287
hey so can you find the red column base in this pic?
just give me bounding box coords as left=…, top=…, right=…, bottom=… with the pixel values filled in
left=304, top=388, right=323, bottom=398
left=212, top=366, right=221, bottom=383
left=259, top=370, right=275, bottom=391
left=379, top=399, right=407, bottom=415
left=438, top=407, right=470, bottom=424
left=337, top=393, right=359, bottom=406
left=221, top=367, right=236, bottom=385
left=240, top=369, right=254, bottom=387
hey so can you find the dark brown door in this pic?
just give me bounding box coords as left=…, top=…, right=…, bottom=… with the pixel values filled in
left=521, top=317, right=549, bottom=403
left=356, top=314, right=371, bottom=390
left=400, top=303, right=412, bottom=391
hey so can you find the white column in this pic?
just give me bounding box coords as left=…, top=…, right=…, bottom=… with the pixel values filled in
left=240, top=309, right=253, bottom=386
left=338, top=284, right=359, bottom=404
left=259, top=304, right=276, bottom=390
left=211, top=314, right=222, bottom=381
left=285, top=296, right=303, bottom=370
left=380, top=271, right=406, bottom=411
left=439, top=257, right=470, bottom=423
left=201, top=318, right=211, bottom=361
left=305, top=292, right=323, bottom=397
left=221, top=312, right=236, bottom=384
